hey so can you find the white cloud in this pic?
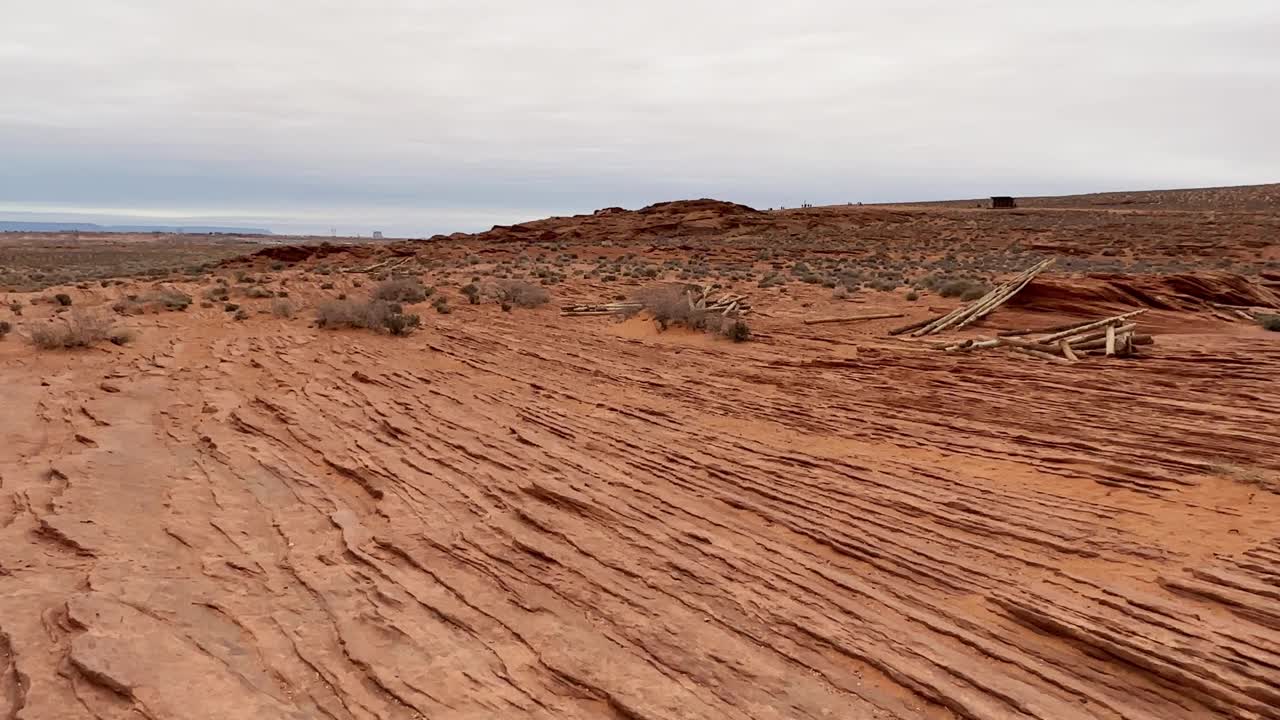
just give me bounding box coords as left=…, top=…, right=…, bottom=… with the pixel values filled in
left=1, top=0, right=1277, bottom=233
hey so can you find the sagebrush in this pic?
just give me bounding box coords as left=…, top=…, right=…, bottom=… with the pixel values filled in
left=28, top=312, right=130, bottom=349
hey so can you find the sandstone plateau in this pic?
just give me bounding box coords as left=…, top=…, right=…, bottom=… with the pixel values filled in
left=2, top=189, right=1279, bottom=719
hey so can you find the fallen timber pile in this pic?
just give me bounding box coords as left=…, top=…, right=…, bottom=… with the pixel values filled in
left=1209, top=302, right=1280, bottom=323
left=890, top=258, right=1055, bottom=337
left=944, top=309, right=1152, bottom=363
left=562, top=285, right=752, bottom=317
left=560, top=301, right=642, bottom=317
left=342, top=257, right=413, bottom=274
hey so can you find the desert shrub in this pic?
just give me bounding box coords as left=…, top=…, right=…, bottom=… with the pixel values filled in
left=1259, top=314, right=1280, bottom=332
left=722, top=320, right=751, bottom=342
left=833, top=286, right=849, bottom=300
left=432, top=296, right=452, bottom=314
left=0, top=320, right=10, bottom=338
left=384, top=312, right=421, bottom=336
left=224, top=303, right=240, bottom=312
left=28, top=312, right=113, bottom=350
left=905, top=290, right=920, bottom=301
left=372, top=277, right=430, bottom=303
left=270, top=262, right=285, bottom=271
left=140, top=287, right=192, bottom=312
left=243, top=285, right=274, bottom=299
left=315, top=299, right=420, bottom=335
left=938, top=278, right=988, bottom=299
left=203, top=286, right=230, bottom=302
left=108, top=327, right=136, bottom=346
left=495, top=279, right=550, bottom=308
left=9, top=301, right=21, bottom=315
left=758, top=272, right=785, bottom=288
left=633, top=285, right=704, bottom=330
left=461, top=283, right=481, bottom=304
left=632, top=285, right=750, bottom=341
left=320, top=282, right=335, bottom=290
left=271, top=298, right=296, bottom=318
left=54, top=293, right=72, bottom=306
left=233, top=308, right=249, bottom=321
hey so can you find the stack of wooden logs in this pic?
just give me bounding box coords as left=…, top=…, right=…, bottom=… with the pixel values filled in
left=890, top=258, right=1055, bottom=337
left=342, top=257, right=412, bottom=274
left=560, top=301, right=643, bottom=317
left=561, top=285, right=752, bottom=317
left=687, top=286, right=752, bottom=316
left=1209, top=302, right=1280, bottom=323
left=944, top=309, right=1152, bottom=363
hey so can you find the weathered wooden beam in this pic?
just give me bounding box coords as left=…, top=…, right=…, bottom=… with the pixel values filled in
left=1035, top=310, right=1147, bottom=344
left=1059, top=340, right=1079, bottom=362
left=804, top=312, right=905, bottom=326
left=888, top=315, right=939, bottom=336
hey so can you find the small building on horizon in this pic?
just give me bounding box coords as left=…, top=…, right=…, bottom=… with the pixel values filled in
left=990, top=196, right=1017, bottom=209
left=372, top=231, right=384, bottom=239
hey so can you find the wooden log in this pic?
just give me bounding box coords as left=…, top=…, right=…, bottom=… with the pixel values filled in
left=889, top=315, right=940, bottom=335
left=912, top=288, right=1000, bottom=337
left=1068, top=334, right=1153, bottom=351
left=913, top=258, right=1054, bottom=336
left=804, top=312, right=906, bottom=326
left=1001, top=314, right=1135, bottom=338
left=952, top=258, right=1055, bottom=330
left=945, top=338, right=1002, bottom=352
left=1035, top=310, right=1147, bottom=344
left=998, top=337, right=1066, bottom=355
left=1210, top=302, right=1280, bottom=312
left=1059, top=323, right=1138, bottom=347
left=1105, top=325, right=1117, bottom=356
left=1059, top=340, right=1079, bottom=362
left=1006, top=345, right=1074, bottom=365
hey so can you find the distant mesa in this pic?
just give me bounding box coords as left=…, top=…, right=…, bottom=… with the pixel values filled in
left=0, top=221, right=273, bottom=235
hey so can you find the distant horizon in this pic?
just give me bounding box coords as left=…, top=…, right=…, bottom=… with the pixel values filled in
left=2, top=179, right=1277, bottom=239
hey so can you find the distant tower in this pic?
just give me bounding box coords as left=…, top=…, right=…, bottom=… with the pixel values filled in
left=372, top=231, right=384, bottom=239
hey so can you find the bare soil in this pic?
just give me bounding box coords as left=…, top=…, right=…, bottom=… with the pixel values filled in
left=1, top=189, right=1279, bottom=719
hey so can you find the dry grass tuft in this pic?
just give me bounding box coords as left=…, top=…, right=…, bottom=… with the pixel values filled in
left=1207, top=460, right=1278, bottom=492
left=28, top=312, right=121, bottom=349
left=372, top=277, right=432, bottom=304
left=316, top=299, right=420, bottom=336
left=937, top=278, right=989, bottom=300
left=494, top=279, right=550, bottom=308
left=114, top=286, right=192, bottom=314
left=631, top=284, right=751, bottom=341
left=271, top=298, right=296, bottom=318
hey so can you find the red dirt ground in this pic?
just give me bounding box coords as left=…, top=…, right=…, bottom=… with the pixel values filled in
left=1, top=189, right=1278, bottom=719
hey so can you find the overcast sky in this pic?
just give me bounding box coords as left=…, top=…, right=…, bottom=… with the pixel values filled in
left=2, top=1, right=1277, bottom=236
